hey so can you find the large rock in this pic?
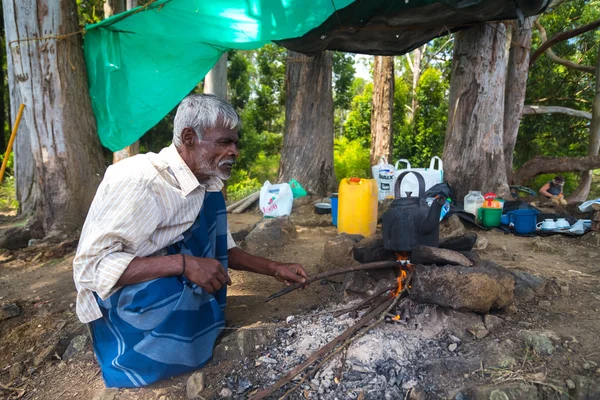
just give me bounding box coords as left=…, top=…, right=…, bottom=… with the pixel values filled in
left=0, top=303, right=21, bottom=321
left=322, top=233, right=364, bottom=267
left=352, top=233, right=395, bottom=264
left=410, top=262, right=515, bottom=313
left=213, top=324, right=274, bottom=362
left=243, top=218, right=297, bottom=252
left=513, top=271, right=547, bottom=294
left=440, top=214, right=466, bottom=238
left=342, top=270, right=378, bottom=298
left=289, top=204, right=332, bottom=227
left=410, top=245, right=473, bottom=267
left=0, top=227, right=31, bottom=250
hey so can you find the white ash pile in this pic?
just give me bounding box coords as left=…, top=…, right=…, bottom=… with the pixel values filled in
left=216, top=300, right=473, bottom=399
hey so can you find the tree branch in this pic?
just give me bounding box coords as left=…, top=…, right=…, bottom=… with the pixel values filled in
left=514, top=155, right=600, bottom=184
left=522, top=105, right=592, bottom=120
left=530, top=19, right=600, bottom=70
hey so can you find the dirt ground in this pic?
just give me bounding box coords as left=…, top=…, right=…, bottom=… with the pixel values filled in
left=0, top=210, right=599, bottom=399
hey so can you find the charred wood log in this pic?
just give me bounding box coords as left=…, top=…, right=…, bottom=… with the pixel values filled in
left=410, top=245, right=473, bottom=267
left=439, top=232, right=478, bottom=252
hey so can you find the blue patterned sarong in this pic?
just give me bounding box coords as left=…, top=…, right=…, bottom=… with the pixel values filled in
left=90, top=192, right=229, bottom=388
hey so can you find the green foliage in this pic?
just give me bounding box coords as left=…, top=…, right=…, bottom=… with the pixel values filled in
left=344, top=83, right=372, bottom=147
left=226, top=169, right=262, bottom=202
left=76, top=0, right=103, bottom=25
left=334, top=137, right=370, bottom=181
left=411, top=68, right=448, bottom=166
left=332, top=52, right=356, bottom=110
left=0, top=153, right=17, bottom=211
left=516, top=0, right=600, bottom=168
left=0, top=175, right=18, bottom=212
left=228, top=50, right=252, bottom=111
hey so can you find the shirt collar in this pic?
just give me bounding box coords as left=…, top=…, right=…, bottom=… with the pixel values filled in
left=164, top=144, right=224, bottom=196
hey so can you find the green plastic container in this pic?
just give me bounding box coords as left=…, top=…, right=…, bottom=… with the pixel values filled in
left=478, top=207, right=503, bottom=228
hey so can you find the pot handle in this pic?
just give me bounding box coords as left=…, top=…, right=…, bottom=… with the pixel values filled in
left=395, top=171, right=426, bottom=199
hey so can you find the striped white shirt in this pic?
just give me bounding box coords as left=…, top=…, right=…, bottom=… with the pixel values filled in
left=73, top=144, right=236, bottom=323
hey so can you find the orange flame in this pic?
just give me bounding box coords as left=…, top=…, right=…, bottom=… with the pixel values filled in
left=392, top=314, right=401, bottom=321
left=392, top=252, right=412, bottom=297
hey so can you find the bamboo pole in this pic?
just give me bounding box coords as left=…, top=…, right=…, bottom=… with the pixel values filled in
left=0, top=104, right=25, bottom=183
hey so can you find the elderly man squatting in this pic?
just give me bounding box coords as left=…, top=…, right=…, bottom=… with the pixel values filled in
left=73, top=94, right=308, bottom=388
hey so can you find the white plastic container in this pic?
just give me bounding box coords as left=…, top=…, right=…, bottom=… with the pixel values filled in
left=464, top=191, right=484, bottom=217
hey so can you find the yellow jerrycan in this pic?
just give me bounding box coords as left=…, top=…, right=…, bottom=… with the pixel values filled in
left=338, top=177, right=378, bottom=237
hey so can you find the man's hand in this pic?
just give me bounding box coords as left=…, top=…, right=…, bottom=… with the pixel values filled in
left=184, top=256, right=232, bottom=293
left=272, top=262, right=308, bottom=287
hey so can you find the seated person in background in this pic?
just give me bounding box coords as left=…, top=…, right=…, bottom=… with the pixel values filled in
left=539, top=175, right=567, bottom=205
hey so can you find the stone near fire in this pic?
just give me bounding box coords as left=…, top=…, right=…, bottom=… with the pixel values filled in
left=352, top=233, right=396, bottom=264
left=410, top=245, right=473, bottom=267
left=62, top=335, right=88, bottom=360
left=439, top=232, right=478, bottom=252
left=440, top=214, right=466, bottom=238
left=0, top=227, right=32, bottom=250
left=513, top=271, right=547, bottom=294
left=342, top=270, right=378, bottom=298
left=409, top=262, right=514, bottom=313
left=322, top=233, right=364, bottom=267
left=243, top=217, right=297, bottom=253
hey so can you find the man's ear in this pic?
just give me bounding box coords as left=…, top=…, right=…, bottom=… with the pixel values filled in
left=181, top=127, right=197, bottom=147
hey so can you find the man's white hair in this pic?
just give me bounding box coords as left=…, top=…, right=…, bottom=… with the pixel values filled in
left=172, top=94, right=241, bottom=146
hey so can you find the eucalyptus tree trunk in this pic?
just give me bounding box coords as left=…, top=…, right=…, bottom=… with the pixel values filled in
left=204, top=53, right=228, bottom=100
left=443, top=23, right=510, bottom=201
left=3, top=0, right=105, bottom=235
left=504, top=17, right=535, bottom=183
left=568, top=46, right=600, bottom=203
left=278, top=50, right=336, bottom=196
left=370, top=56, right=394, bottom=166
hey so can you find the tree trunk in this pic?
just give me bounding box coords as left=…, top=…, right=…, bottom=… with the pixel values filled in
left=278, top=50, right=336, bottom=196
left=370, top=56, right=394, bottom=166
left=103, top=0, right=124, bottom=18
left=109, top=0, right=138, bottom=164
left=504, top=17, right=535, bottom=183
left=407, top=46, right=424, bottom=122
left=4, top=0, right=106, bottom=235
left=0, top=1, right=5, bottom=152
left=514, top=155, right=600, bottom=184
left=204, top=53, right=228, bottom=100
left=443, top=23, right=510, bottom=201
left=567, top=46, right=600, bottom=203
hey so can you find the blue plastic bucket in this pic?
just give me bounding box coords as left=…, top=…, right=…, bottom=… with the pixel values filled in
left=508, top=209, right=539, bottom=234
left=330, top=193, right=339, bottom=226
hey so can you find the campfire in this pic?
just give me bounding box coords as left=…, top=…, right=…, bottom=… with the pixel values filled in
left=252, top=230, right=517, bottom=399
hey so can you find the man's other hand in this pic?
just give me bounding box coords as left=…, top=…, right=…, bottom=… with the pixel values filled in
left=185, top=257, right=232, bottom=293
left=272, top=262, right=308, bottom=287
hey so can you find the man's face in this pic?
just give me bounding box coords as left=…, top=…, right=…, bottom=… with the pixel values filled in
left=186, top=126, right=239, bottom=181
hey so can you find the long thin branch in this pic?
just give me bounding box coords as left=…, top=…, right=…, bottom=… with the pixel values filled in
left=531, top=18, right=600, bottom=67
left=265, top=260, right=399, bottom=302
left=522, top=105, right=592, bottom=120
left=332, top=283, right=396, bottom=317
left=531, top=20, right=596, bottom=73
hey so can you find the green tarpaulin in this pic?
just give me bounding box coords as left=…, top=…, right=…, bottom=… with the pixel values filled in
left=84, top=0, right=354, bottom=151
left=84, top=0, right=549, bottom=151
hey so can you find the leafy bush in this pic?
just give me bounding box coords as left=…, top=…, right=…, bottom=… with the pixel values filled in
left=334, top=137, right=371, bottom=181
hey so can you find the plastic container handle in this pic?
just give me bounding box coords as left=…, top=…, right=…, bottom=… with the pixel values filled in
left=395, top=159, right=411, bottom=170
left=429, top=156, right=443, bottom=171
